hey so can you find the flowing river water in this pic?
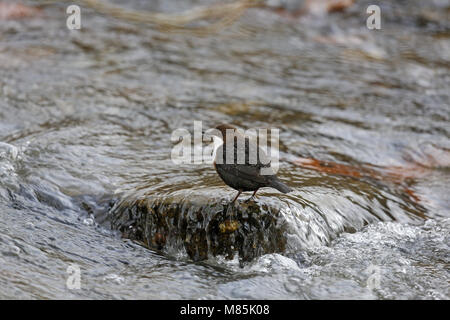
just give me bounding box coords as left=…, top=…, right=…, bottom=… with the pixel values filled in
left=0, top=0, right=449, bottom=299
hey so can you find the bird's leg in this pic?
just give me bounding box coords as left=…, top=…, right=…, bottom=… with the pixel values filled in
left=231, top=190, right=242, bottom=204
left=245, top=189, right=258, bottom=203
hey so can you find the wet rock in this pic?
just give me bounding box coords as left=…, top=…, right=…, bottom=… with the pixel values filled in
left=110, top=194, right=288, bottom=262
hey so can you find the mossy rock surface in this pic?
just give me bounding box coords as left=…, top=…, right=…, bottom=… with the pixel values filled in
left=110, top=194, right=288, bottom=262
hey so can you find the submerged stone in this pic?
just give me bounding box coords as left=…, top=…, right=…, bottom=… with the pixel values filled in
left=110, top=193, right=288, bottom=262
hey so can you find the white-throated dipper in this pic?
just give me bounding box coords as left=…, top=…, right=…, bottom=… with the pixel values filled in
left=207, top=124, right=292, bottom=203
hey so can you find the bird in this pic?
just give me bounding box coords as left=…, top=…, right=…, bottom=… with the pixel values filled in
left=206, top=124, right=292, bottom=203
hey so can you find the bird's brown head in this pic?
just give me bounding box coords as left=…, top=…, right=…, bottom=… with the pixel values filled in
left=215, top=124, right=238, bottom=138
left=202, top=124, right=239, bottom=144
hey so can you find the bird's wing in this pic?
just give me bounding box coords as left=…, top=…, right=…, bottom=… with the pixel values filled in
left=215, top=135, right=274, bottom=180
left=218, top=162, right=269, bottom=185
left=239, top=137, right=272, bottom=168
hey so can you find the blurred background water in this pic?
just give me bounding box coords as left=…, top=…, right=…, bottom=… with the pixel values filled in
left=0, top=0, right=448, bottom=299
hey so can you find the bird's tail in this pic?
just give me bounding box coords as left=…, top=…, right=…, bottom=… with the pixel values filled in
left=270, top=178, right=292, bottom=194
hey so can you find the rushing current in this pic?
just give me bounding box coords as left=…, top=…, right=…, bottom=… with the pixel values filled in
left=0, top=0, right=448, bottom=299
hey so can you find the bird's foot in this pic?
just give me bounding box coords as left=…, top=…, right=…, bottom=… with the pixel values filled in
left=244, top=190, right=258, bottom=203
left=244, top=196, right=257, bottom=203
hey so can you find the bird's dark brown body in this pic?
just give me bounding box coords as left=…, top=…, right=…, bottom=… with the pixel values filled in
left=211, top=124, right=292, bottom=202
